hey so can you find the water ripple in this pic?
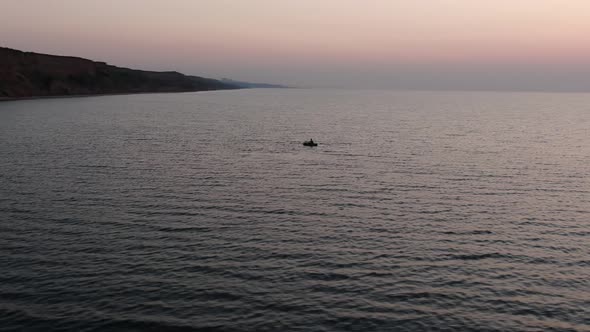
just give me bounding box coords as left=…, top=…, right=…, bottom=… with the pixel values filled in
left=1, top=90, right=589, bottom=331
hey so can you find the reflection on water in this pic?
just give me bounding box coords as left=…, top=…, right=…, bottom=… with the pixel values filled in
left=1, top=89, right=589, bottom=331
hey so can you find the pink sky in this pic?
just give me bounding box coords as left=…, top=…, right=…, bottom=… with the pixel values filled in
left=3, top=0, right=590, bottom=90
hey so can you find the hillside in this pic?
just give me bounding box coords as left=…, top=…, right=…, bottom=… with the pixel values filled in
left=0, top=47, right=238, bottom=99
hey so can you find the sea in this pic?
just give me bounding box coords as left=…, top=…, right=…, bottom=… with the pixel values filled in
left=1, top=89, right=589, bottom=331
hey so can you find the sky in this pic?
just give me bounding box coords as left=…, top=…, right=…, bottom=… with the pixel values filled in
left=2, top=0, right=590, bottom=91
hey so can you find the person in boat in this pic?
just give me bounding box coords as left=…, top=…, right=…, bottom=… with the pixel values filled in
left=303, top=138, right=316, bottom=146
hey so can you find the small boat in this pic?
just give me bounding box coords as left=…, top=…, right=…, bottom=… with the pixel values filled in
left=303, top=140, right=318, bottom=147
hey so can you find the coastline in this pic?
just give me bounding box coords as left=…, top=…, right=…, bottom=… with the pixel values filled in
left=0, top=47, right=241, bottom=102
left=0, top=89, right=240, bottom=103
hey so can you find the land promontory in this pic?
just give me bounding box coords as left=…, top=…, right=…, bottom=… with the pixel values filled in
left=0, top=47, right=238, bottom=99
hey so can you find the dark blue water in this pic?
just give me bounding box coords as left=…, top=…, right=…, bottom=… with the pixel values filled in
left=1, top=89, right=589, bottom=331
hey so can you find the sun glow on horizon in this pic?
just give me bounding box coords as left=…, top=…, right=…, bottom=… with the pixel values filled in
left=3, top=0, right=590, bottom=90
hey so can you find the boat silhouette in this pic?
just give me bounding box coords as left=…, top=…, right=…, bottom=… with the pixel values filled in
left=303, top=139, right=317, bottom=147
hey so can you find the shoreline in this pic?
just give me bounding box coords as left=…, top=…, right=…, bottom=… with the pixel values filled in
left=0, top=89, right=241, bottom=103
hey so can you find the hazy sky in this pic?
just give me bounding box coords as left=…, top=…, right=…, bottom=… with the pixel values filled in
left=3, top=0, right=590, bottom=91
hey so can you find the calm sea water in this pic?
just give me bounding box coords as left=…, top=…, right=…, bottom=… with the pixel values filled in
left=1, top=89, right=589, bottom=331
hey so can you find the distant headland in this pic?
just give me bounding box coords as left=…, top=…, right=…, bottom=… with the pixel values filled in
left=0, top=47, right=285, bottom=100
left=220, top=78, right=289, bottom=89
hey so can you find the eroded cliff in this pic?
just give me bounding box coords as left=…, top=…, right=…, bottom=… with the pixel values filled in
left=0, top=47, right=237, bottom=99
